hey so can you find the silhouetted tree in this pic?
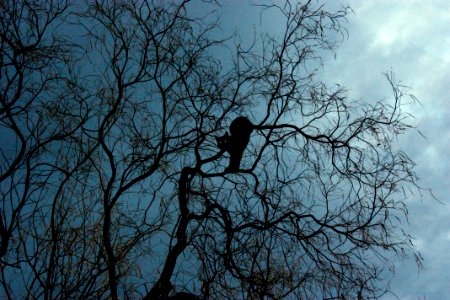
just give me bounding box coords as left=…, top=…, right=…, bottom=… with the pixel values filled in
left=0, top=1, right=425, bottom=299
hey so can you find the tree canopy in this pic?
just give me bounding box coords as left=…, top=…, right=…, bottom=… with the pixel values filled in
left=0, top=1, right=425, bottom=299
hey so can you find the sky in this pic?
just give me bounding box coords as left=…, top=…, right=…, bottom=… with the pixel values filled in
left=322, top=2, right=450, bottom=299
left=2, top=1, right=447, bottom=298
left=210, top=0, right=450, bottom=298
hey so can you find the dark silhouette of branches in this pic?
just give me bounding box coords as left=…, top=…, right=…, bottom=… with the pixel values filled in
left=0, top=1, right=426, bottom=299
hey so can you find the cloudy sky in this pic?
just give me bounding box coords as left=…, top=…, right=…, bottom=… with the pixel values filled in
left=212, top=0, right=450, bottom=298
left=323, top=2, right=450, bottom=299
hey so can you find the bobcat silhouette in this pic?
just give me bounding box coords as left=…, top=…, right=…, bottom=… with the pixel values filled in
left=215, top=116, right=254, bottom=172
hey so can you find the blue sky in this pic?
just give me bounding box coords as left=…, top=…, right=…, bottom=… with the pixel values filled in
left=205, top=0, right=450, bottom=298
left=2, top=1, right=447, bottom=298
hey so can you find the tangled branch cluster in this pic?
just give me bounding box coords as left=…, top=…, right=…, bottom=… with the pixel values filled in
left=0, top=1, right=424, bottom=299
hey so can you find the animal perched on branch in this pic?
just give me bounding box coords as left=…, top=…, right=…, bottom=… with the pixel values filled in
left=215, top=116, right=254, bottom=172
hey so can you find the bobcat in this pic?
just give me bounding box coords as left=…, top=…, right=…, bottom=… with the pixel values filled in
left=215, top=116, right=254, bottom=172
